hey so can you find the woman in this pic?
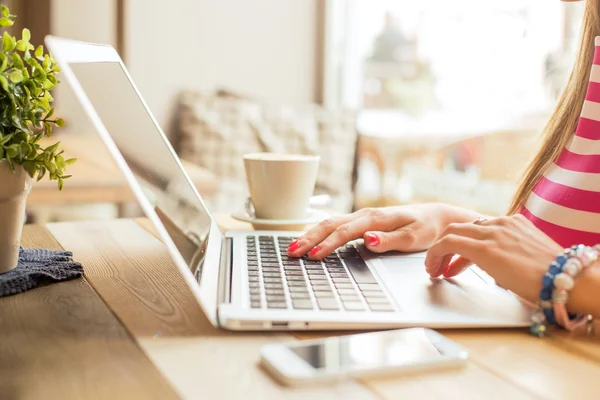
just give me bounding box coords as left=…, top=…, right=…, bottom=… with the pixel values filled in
left=288, top=0, right=600, bottom=327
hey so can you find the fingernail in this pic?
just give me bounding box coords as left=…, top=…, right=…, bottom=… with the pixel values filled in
left=443, top=263, right=452, bottom=277
left=288, top=240, right=300, bottom=252
left=309, top=246, right=321, bottom=256
left=366, top=233, right=380, bottom=246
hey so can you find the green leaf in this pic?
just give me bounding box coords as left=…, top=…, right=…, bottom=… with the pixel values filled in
left=0, top=75, right=8, bottom=92
left=46, top=108, right=55, bottom=119
left=37, top=166, right=46, bottom=181
left=26, top=57, right=39, bottom=68
left=6, top=155, right=14, bottom=171
left=58, top=177, right=64, bottom=191
left=19, top=142, right=31, bottom=159
left=15, top=39, right=27, bottom=52
left=56, top=154, right=66, bottom=170
left=8, top=70, right=23, bottom=83
left=42, top=79, right=54, bottom=90
left=44, top=160, right=56, bottom=174
left=0, top=133, right=11, bottom=145
left=65, top=158, right=77, bottom=166
left=44, top=122, right=53, bottom=136
left=42, top=55, right=51, bottom=71
left=45, top=141, right=60, bottom=154
left=11, top=53, right=23, bottom=69
left=2, top=32, right=15, bottom=52
left=1, top=5, right=9, bottom=17
left=33, top=66, right=46, bottom=81
left=0, top=147, right=3, bottom=159
left=0, top=55, right=7, bottom=72
left=10, top=115, right=25, bottom=131
left=22, top=161, right=36, bottom=177
left=55, top=118, right=66, bottom=128
left=29, top=82, right=41, bottom=97
left=0, top=17, right=14, bottom=28
left=26, top=145, right=37, bottom=159
left=35, top=45, right=44, bottom=60
left=6, top=143, right=19, bottom=158
left=38, top=97, right=50, bottom=110
left=22, top=28, right=31, bottom=42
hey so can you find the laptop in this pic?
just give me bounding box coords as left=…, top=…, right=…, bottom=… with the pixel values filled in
left=46, top=36, right=530, bottom=330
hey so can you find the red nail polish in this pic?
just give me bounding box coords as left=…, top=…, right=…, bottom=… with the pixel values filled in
left=309, top=246, right=321, bottom=256
left=366, top=233, right=380, bottom=246
left=288, top=240, right=300, bottom=252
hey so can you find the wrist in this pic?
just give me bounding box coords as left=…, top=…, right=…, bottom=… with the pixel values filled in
left=566, top=259, right=600, bottom=317
left=532, top=245, right=600, bottom=336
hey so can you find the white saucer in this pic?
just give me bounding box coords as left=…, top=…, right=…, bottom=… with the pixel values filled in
left=231, top=208, right=330, bottom=231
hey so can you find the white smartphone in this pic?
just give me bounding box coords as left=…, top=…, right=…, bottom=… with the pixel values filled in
left=260, top=328, right=468, bottom=386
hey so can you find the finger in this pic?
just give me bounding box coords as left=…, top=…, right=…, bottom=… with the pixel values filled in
left=363, top=227, right=419, bottom=253
left=425, top=234, right=481, bottom=277
left=425, top=223, right=489, bottom=274
left=439, top=222, right=491, bottom=241
left=443, top=255, right=474, bottom=278
left=308, top=214, right=399, bottom=259
left=288, top=213, right=357, bottom=256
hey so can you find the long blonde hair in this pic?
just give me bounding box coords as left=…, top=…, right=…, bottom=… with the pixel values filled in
left=508, top=0, right=600, bottom=214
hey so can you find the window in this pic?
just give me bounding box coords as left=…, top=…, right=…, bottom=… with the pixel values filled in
left=325, top=0, right=584, bottom=215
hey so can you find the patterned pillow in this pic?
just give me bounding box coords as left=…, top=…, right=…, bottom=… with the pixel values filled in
left=173, top=90, right=357, bottom=213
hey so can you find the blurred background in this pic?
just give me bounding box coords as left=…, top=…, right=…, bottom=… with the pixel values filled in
left=9, top=0, right=585, bottom=222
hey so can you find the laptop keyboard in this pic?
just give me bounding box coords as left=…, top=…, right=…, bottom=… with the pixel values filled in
left=245, top=235, right=395, bottom=312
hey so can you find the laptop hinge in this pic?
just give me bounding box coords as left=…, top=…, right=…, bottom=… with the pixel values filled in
left=217, top=237, right=233, bottom=306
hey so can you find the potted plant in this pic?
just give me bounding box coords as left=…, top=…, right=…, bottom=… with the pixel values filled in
left=0, top=4, right=73, bottom=273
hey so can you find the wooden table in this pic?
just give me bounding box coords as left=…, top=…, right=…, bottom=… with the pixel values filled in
left=28, top=134, right=219, bottom=208
left=3, top=218, right=600, bottom=399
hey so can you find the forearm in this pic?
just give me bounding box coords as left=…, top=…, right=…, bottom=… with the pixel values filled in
left=566, top=261, right=600, bottom=317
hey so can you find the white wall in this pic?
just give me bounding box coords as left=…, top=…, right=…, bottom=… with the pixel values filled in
left=51, top=0, right=118, bottom=134
left=125, top=0, right=318, bottom=128
left=51, top=0, right=117, bottom=45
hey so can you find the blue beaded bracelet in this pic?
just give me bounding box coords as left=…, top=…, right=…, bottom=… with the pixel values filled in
left=531, top=245, right=598, bottom=337
left=530, top=251, right=570, bottom=337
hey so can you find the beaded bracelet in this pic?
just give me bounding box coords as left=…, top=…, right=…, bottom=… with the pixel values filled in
left=553, top=245, right=599, bottom=330
left=530, top=245, right=599, bottom=337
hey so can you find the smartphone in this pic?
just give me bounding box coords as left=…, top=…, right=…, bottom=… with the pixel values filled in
left=260, top=328, right=468, bottom=386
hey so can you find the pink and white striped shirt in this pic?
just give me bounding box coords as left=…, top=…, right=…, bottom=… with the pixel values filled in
left=521, top=37, right=600, bottom=248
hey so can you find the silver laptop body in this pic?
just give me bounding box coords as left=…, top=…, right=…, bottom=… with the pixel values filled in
left=47, top=36, right=529, bottom=330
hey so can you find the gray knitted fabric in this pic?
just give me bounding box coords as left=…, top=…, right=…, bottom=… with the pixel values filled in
left=0, top=247, right=84, bottom=297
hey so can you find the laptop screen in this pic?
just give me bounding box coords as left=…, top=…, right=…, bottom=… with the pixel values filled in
left=69, top=62, right=214, bottom=279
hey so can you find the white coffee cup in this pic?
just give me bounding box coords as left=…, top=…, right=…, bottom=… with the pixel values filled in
left=243, top=153, right=320, bottom=220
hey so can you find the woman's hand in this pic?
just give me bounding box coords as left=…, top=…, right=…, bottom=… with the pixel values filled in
left=288, top=203, right=482, bottom=259
left=424, top=214, right=562, bottom=303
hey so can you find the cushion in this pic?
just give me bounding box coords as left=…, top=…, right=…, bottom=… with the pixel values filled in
left=173, top=90, right=357, bottom=213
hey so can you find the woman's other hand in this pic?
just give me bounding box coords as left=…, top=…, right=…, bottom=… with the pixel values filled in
left=288, top=203, right=481, bottom=259
left=425, top=214, right=562, bottom=302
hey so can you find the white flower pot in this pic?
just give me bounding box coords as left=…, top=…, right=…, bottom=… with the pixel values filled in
left=0, top=160, right=32, bottom=273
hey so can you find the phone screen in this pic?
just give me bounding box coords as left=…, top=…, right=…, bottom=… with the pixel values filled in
left=290, top=328, right=449, bottom=372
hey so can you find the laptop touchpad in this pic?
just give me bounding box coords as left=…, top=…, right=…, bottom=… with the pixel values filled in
left=378, top=254, right=524, bottom=319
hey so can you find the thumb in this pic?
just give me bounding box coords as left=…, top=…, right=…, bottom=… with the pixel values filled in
left=364, top=229, right=418, bottom=253
left=443, top=256, right=474, bottom=278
